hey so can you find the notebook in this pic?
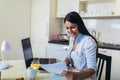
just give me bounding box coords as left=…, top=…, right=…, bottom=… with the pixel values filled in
left=21, top=38, right=56, bottom=70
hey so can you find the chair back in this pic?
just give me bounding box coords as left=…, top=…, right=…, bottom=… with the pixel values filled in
left=97, top=53, right=112, bottom=80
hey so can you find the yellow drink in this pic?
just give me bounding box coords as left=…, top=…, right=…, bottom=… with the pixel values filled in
left=30, top=63, right=40, bottom=70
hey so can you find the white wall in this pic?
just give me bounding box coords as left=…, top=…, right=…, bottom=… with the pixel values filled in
left=0, top=0, right=31, bottom=60
left=84, top=19, right=120, bottom=44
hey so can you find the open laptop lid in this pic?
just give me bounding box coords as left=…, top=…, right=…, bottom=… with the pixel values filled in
left=21, top=38, right=33, bottom=68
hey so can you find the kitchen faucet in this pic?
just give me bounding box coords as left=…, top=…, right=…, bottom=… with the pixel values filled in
left=91, top=29, right=96, bottom=39
left=91, top=29, right=100, bottom=41
left=97, top=32, right=100, bottom=40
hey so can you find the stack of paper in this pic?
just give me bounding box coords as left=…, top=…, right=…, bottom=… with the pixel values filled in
left=40, top=62, right=68, bottom=74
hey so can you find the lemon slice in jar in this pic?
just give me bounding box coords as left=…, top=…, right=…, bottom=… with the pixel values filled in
left=30, top=63, right=40, bottom=70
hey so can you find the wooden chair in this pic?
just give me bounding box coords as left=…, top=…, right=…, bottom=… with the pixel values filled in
left=96, top=53, right=112, bottom=80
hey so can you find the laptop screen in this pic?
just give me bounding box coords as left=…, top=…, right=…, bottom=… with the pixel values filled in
left=21, top=38, right=33, bottom=68
left=21, top=38, right=57, bottom=69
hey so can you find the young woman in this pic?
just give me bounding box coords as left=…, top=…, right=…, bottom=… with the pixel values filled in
left=61, top=11, right=97, bottom=80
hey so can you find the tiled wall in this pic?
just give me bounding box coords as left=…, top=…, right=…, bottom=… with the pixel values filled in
left=84, top=19, right=120, bottom=44
left=61, top=18, right=120, bottom=44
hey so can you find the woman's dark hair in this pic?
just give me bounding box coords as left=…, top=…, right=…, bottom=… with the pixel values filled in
left=64, top=11, right=91, bottom=36
left=64, top=11, right=98, bottom=51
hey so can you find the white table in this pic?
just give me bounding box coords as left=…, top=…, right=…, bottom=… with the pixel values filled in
left=0, top=60, right=67, bottom=80
left=0, top=60, right=92, bottom=80
left=1, top=60, right=27, bottom=80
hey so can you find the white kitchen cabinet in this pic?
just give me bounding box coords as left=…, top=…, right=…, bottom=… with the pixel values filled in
left=31, top=0, right=61, bottom=58
left=98, top=48, right=112, bottom=56
left=57, top=0, right=79, bottom=18
left=110, top=50, right=120, bottom=80
left=47, top=43, right=68, bottom=61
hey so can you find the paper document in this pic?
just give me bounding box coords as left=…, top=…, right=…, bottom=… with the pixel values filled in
left=40, top=62, right=68, bottom=74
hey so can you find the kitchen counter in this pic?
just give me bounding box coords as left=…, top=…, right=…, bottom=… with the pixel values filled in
left=98, top=43, right=120, bottom=50
left=48, top=40, right=120, bottom=50
left=48, top=40, right=69, bottom=45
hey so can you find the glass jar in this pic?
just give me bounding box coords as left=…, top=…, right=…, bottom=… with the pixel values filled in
left=30, top=58, right=40, bottom=70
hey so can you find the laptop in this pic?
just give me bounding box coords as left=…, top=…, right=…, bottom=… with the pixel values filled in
left=21, top=38, right=56, bottom=70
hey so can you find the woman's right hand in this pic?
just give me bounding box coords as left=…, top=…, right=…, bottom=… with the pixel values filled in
left=61, top=70, right=73, bottom=80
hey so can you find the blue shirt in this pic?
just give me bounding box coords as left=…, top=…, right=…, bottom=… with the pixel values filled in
left=66, top=34, right=97, bottom=79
